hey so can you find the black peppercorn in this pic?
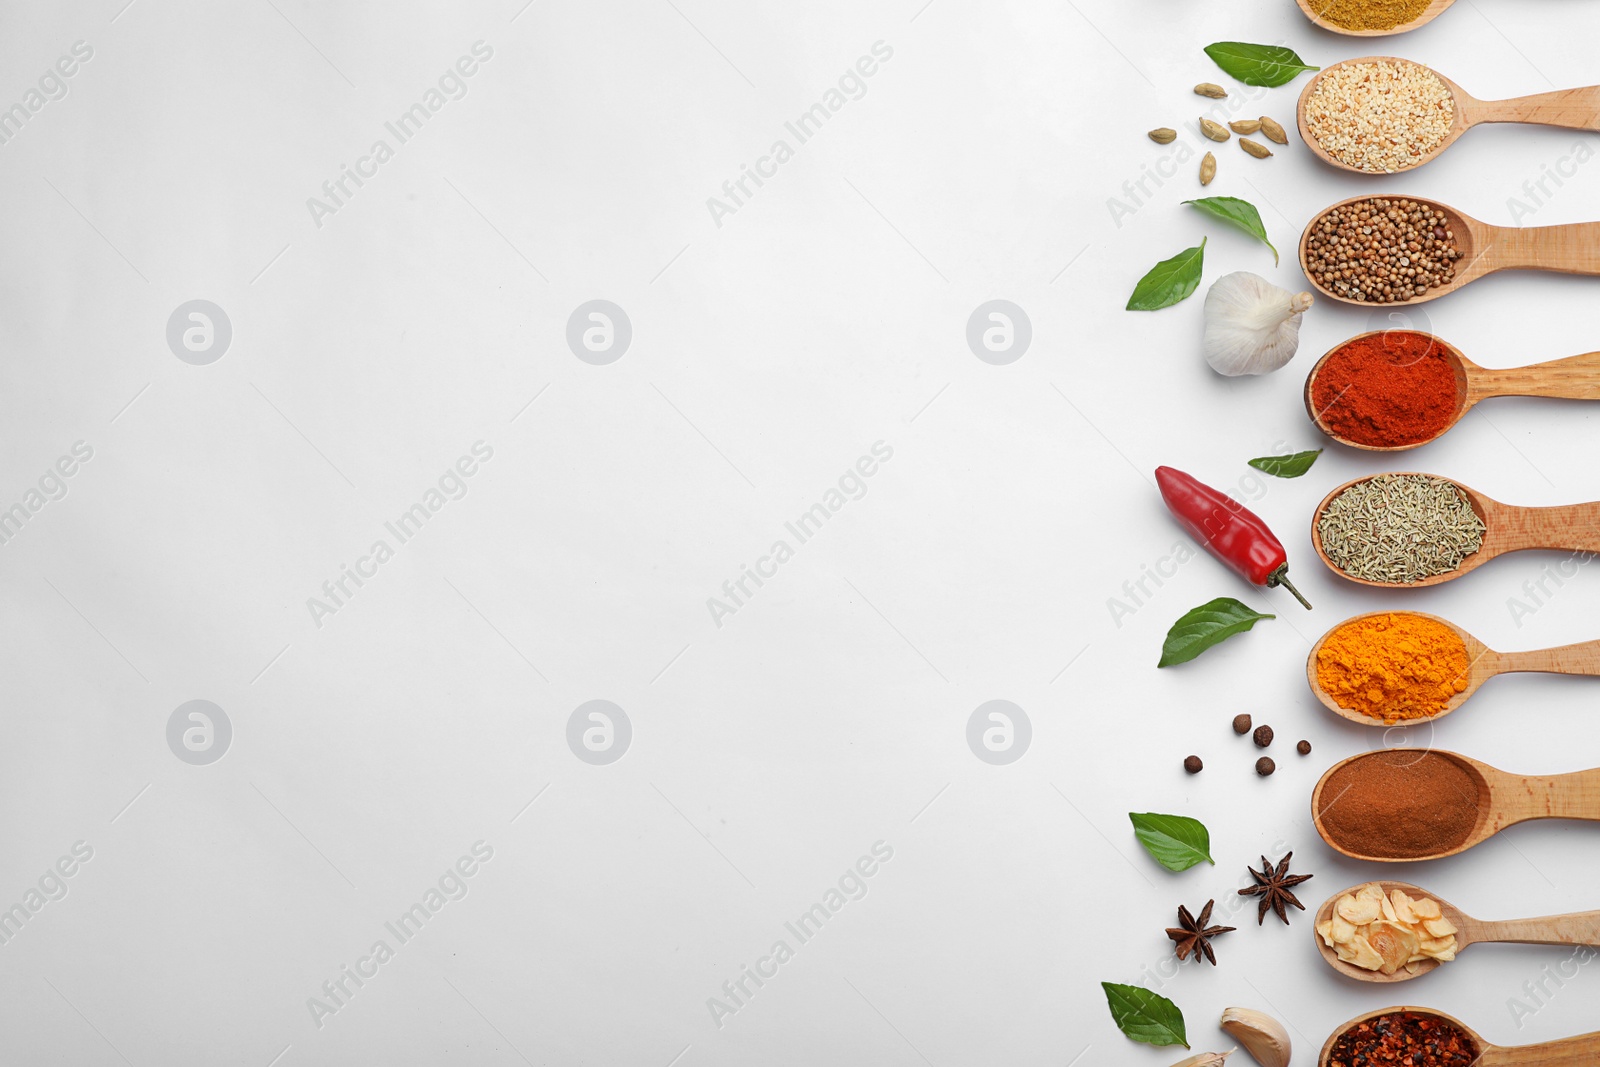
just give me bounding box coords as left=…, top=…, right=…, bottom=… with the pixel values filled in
left=1256, top=757, right=1275, bottom=777
left=1253, top=725, right=1273, bottom=748
left=1232, top=714, right=1252, bottom=735
left=1184, top=755, right=1203, bottom=774
left=1297, top=740, right=1311, bottom=755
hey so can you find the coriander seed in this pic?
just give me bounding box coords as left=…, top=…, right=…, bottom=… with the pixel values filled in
left=1303, top=196, right=1461, bottom=304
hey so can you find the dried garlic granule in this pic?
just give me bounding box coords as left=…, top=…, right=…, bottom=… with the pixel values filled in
left=1304, top=60, right=1454, bottom=173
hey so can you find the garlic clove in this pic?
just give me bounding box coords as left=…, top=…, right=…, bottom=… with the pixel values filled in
left=1220, top=1007, right=1291, bottom=1067
left=1201, top=271, right=1314, bottom=377
left=1172, top=1051, right=1236, bottom=1067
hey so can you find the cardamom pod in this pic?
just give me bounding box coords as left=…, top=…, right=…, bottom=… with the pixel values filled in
left=1195, top=83, right=1227, bottom=99
left=1229, top=119, right=1261, bottom=135
left=1149, top=127, right=1177, bottom=144
left=1240, top=138, right=1272, bottom=159
left=1259, top=116, right=1288, bottom=144
left=1200, top=151, right=1216, bottom=185
left=1200, top=118, right=1230, bottom=142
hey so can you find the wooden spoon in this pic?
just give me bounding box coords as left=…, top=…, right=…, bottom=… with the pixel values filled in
left=1294, top=0, right=1454, bottom=36
left=1304, top=330, right=1600, bottom=451
left=1311, top=472, right=1600, bottom=588
left=1298, top=194, right=1600, bottom=307
left=1313, top=880, right=1600, bottom=984
left=1307, top=611, right=1600, bottom=724
left=1298, top=58, right=1600, bottom=174
left=1320, top=1006, right=1600, bottom=1066
left=1311, top=749, right=1600, bottom=862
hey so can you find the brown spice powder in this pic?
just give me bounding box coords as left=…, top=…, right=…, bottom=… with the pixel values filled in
left=1313, top=0, right=1434, bottom=31
left=1316, top=751, right=1480, bottom=859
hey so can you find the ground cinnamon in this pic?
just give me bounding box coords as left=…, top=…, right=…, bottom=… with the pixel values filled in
left=1311, top=331, right=1461, bottom=447
left=1316, top=751, right=1480, bottom=859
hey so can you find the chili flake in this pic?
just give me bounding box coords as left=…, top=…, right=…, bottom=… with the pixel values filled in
left=1327, top=1010, right=1477, bottom=1067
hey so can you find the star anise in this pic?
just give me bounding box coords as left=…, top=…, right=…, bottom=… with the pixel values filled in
left=1166, top=899, right=1235, bottom=965
left=1238, top=851, right=1313, bottom=926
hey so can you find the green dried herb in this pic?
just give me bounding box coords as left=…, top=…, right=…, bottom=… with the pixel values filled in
left=1317, top=473, right=1485, bottom=583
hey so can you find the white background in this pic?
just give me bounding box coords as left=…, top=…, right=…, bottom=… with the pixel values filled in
left=2, top=0, right=1600, bottom=1064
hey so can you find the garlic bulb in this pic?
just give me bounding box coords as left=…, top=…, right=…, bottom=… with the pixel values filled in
left=1202, top=272, right=1313, bottom=376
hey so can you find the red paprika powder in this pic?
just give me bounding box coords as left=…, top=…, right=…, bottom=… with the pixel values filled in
left=1309, top=330, right=1462, bottom=447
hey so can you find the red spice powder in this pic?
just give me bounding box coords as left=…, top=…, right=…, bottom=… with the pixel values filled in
left=1311, top=330, right=1462, bottom=447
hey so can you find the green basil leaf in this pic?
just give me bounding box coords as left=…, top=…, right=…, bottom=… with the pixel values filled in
left=1204, top=41, right=1320, bottom=87
left=1249, top=449, right=1323, bottom=478
left=1158, top=597, right=1274, bottom=667
left=1126, top=237, right=1205, bottom=311
left=1128, top=812, right=1214, bottom=871
left=1184, top=196, right=1277, bottom=265
left=1101, top=982, right=1189, bottom=1048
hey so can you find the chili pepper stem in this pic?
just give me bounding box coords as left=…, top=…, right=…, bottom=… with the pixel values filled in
left=1269, top=566, right=1312, bottom=610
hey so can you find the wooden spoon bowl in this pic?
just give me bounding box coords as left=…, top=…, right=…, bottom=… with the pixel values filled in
left=1294, top=0, right=1455, bottom=36
left=1298, top=58, right=1600, bottom=174
left=1299, top=194, right=1600, bottom=307
left=1307, top=611, right=1600, bottom=724
left=1310, top=472, right=1600, bottom=588
left=1304, top=330, right=1600, bottom=451
left=1311, top=749, right=1600, bottom=862
left=1314, top=880, right=1600, bottom=984
left=1320, top=1005, right=1600, bottom=1066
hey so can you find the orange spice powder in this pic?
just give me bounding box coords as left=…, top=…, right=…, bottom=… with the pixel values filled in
left=1315, top=613, right=1471, bottom=722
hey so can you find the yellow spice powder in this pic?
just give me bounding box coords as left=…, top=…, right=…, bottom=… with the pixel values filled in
left=1315, top=613, right=1470, bottom=722
left=1313, top=0, right=1434, bottom=31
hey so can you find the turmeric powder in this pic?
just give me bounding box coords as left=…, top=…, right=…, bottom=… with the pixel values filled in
left=1315, top=613, right=1470, bottom=722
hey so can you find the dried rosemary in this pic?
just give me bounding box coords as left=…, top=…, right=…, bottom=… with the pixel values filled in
left=1317, top=474, right=1485, bottom=583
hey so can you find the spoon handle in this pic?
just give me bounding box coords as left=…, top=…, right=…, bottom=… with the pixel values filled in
left=1497, top=638, right=1600, bottom=677
left=1494, top=500, right=1600, bottom=555
left=1469, top=908, right=1600, bottom=948
left=1471, top=351, right=1600, bottom=401
left=1482, top=1030, right=1600, bottom=1067
left=1504, top=767, right=1600, bottom=823
left=1486, top=220, right=1600, bottom=275
left=1468, top=86, right=1600, bottom=132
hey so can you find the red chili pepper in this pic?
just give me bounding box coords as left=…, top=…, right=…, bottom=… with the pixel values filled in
left=1155, top=466, right=1311, bottom=610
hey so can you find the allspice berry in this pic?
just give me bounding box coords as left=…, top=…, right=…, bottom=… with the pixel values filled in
left=1184, top=755, right=1203, bottom=774
left=1297, top=740, right=1312, bottom=756
left=1253, top=725, right=1274, bottom=748
left=1256, top=757, right=1276, bottom=777
left=1232, top=714, right=1252, bottom=735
